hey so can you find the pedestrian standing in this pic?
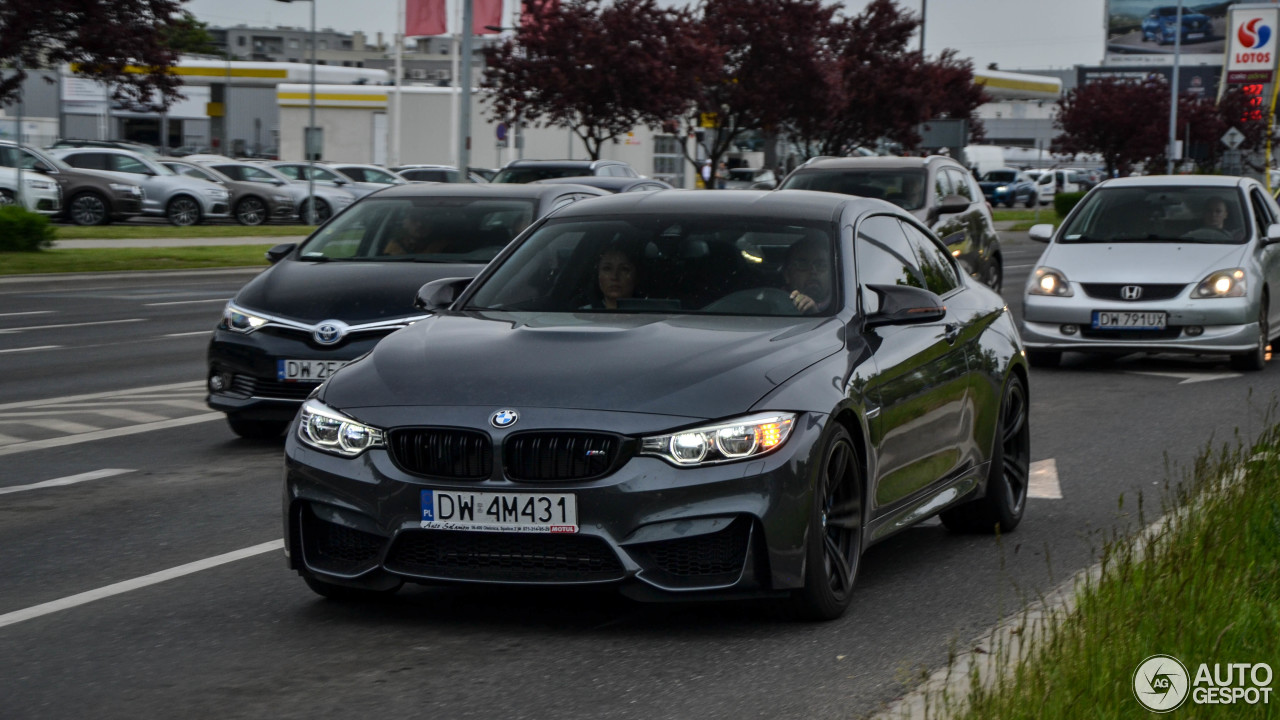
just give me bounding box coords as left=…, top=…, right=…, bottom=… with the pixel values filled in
left=716, top=161, right=728, bottom=189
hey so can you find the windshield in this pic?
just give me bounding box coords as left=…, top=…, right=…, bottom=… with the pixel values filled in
left=492, top=167, right=589, bottom=183
left=1059, top=186, right=1249, bottom=244
left=465, top=214, right=839, bottom=316
left=298, top=196, right=536, bottom=262
left=779, top=169, right=927, bottom=211
left=982, top=170, right=1018, bottom=183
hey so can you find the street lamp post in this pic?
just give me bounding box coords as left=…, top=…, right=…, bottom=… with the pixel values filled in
left=277, top=0, right=317, bottom=223
left=1168, top=0, right=1184, bottom=175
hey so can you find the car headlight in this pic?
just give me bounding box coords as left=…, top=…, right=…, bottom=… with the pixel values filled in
left=205, top=188, right=230, bottom=198
left=273, top=194, right=293, bottom=203
left=639, top=412, right=796, bottom=467
left=1192, top=268, right=1247, bottom=298
left=297, top=399, right=385, bottom=457
left=996, top=185, right=1008, bottom=193
left=220, top=302, right=269, bottom=333
left=25, top=179, right=55, bottom=190
left=110, top=182, right=142, bottom=196
left=1028, top=267, right=1074, bottom=297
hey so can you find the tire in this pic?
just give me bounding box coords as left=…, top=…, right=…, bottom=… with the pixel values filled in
left=1230, top=299, right=1269, bottom=371
left=167, top=195, right=202, bottom=226
left=226, top=414, right=288, bottom=440
left=304, top=574, right=403, bottom=602
left=790, top=425, right=863, bottom=621
left=300, top=198, right=331, bottom=224
left=68, top=191, right=110, bottom=226
left=1026, top=349, right=1061, bottom=368
left=235, top=196, right=268, bottom=226
left=1024, top=193, right=1036, bottom=209
left=985, top=257, right=1003, bottom=293
left=940, top=374, right=1030, bottom=534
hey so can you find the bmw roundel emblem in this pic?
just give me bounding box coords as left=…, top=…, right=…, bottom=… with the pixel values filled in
left=313, top=320, right=346, bottom=346
left=490, top=409, right=519, bottom=428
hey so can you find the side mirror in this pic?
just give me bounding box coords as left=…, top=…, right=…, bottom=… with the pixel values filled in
left=273, top=179, right=286, bottom=186
left=864, top=284, right=946, bottom=329
left=265, top=243, right=296, bottom=263
left=32, top=162, right=53, bottom=173
left=937, top=194, right=970, bottom=215
left=414, top=277, right=475, bottom=312
left=1028, top=224, right=1055, bottom=243
left=332, top=177, right=348, bottom=185
left=1266, top=223, right=1280, bottom=245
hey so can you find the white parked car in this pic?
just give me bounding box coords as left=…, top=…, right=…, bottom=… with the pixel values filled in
left=0, top=166, right=62, bottom=215
left=49, top=148, right=232, bottom=226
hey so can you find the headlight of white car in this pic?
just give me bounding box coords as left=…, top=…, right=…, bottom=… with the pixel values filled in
left=297, top=399, right=385, bottom=457
left=24, top=179, right=55, bottom=190
left=1192, top=268, right=1247, bottom=298
left=220, top=302, right=269, bottom=333
left=204, top=187, right=230, bottom=199
left=273, top=194, right=293, bottom=203
left=1028, top=267, right=1074, bottom=297
left=640, top=413, right=796, bottom=466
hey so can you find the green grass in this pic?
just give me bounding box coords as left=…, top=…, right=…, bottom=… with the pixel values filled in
left=991, top=208, right=1063, bottom=232
left=928, top=427, right=1280, bottom=720
left=0, top=246, right=273, bottom=274
left=53, top=224, right=314, bottom=240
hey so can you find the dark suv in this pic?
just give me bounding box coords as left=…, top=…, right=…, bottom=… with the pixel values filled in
left=491, top=158, right=639, bottom=183
left=778, top=155, right=1004, bottom=291
left=0, top=141, right=144, bottom=225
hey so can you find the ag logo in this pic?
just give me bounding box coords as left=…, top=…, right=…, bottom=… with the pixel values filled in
left=1134, top=654, right=1191, bottom=713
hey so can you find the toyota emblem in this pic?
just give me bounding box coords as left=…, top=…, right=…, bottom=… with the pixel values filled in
left=490, top=409, right=519, bottom=428
left=313, top=320, right=347, bottom=345
left=1120, top=285, right=1143, bottom=301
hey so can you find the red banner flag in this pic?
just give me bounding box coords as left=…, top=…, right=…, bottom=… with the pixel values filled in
left=473, top=0, right=504, bottom=34
left=406, top=0, right=447, bottom=37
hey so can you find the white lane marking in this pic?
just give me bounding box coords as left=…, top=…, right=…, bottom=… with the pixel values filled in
left=164, top=331, right=212, bottom=338
left=150, top=399, right=213, bottom=412
left=0, top=431, right=26, bottom=445
left=144, top=299, right=228, bottom=306
left=1028, top=458, right=1062, bottom=499
left=0, top=381, right=203, bottom=412
left=0, top=468, right=134, bottom=496
left=0, top=318, right=145, bottom=334
left=0, top=539, right=284, bottom=629
left=0, top=311, right=54, bottom=318
left=1126, top=370, right=1241, bottom=385
left=88, top=408, right=170, bottom=424
left=27, top=418, right=102, bottom=434
left=0, top=413, right=223, bottom=457
left=0, top=345, right=61, bottom=354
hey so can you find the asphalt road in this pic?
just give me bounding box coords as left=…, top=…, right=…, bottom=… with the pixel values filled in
left=2, top=236, right=1278, bottom=719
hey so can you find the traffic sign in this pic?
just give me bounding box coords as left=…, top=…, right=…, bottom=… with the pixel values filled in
left=1222, top=127, right=1246, bottom=149
left=496, top=122, right=508, bottom=141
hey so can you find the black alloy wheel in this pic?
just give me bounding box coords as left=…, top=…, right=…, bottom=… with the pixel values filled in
left=791, top=425, right=863, bottom=621
left=235, top=197, right=267, bottom=226
left=1231, top=299, right=1269, bottom=371
left=941, top=374, right=1030, bottom=533
left=301, top=198, right=331, bottom=224
left=986, top=258, right=1003, bottom=293
left=167, top=195, right=201, bottom=226
left=69, top=192, right=109, bottom=225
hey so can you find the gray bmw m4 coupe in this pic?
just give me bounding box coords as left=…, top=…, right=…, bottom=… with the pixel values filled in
left=283, top=190, right=1031, bottom=620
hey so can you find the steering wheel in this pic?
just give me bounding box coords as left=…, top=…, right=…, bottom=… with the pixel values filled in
left=702, top=287, right=803, bottom=315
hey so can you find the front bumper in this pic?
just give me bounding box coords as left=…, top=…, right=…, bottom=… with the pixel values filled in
left=1021, top=293, right=1259, bottom=354
left=283, top=409, right=829, bottom=600
left=206, top=326, right=399, bottom=421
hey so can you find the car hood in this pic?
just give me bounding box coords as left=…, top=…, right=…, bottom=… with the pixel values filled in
left=325, top=312, right=846, bottom=419
left=234, top=259, right=484, bottom=324
left=1042, top=242, right=1248, bottom=283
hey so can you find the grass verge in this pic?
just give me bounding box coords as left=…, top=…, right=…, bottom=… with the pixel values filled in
left=0, top=246, right=273, bottom=275
left=991, top=209, right=1062, bottom=232
left=917, top=427, right=1280, bottom=719
left=53, top=224, right=314, bottom=240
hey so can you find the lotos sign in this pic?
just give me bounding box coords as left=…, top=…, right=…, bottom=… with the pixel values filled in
left=1228, top=8, right=1279, bottom=83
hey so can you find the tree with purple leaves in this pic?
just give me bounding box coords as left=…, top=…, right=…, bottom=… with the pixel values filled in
left=0, top=0, right=190, bottom=110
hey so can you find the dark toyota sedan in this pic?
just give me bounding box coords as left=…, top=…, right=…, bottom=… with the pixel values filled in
left=283, top=190, right=1031, bottom=620
left=206, top=183, right=606, bottom=439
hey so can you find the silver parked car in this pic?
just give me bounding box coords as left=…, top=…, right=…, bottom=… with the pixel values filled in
left=160, top=159, right=297, bottom=226
left=1022, top=175, right=1280, bottom=370
left=265, top=161, right=379, bottom=199
left=49, top=147, right=231, bottom=225
left=327, top=163, right=410, bottom=193
left=205, top=160, right=355, bottom=223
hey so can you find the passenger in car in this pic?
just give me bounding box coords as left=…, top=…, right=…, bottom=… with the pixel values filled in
left=582, top=238, right=642, bottom=310
left=383, top=206, right=447, bottom=255
left=783, top=234, right=834, bottom=313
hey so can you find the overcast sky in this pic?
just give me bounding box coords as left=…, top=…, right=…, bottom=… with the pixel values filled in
left=185, top=0, right=1107, bottom=71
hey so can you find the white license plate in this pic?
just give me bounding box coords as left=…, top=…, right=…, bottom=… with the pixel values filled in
left=1186, top=32, right=1204, bottom=40
left=1092, top=311, right=1168, bottom=330
left=421, top=489, right=578, bottom=533
left=277, top=359, right=349, bottom=382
